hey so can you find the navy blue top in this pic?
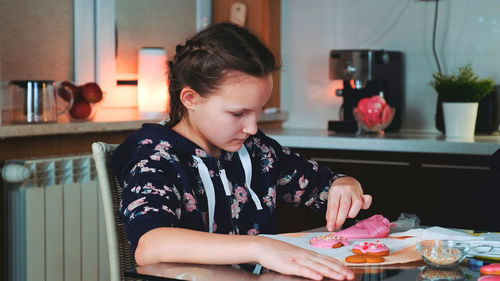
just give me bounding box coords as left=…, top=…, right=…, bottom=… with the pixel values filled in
left=111, top=124, right=343, bottom=254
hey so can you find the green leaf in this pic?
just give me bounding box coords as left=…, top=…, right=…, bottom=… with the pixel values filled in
left=429, top=64, right=495, bottom=102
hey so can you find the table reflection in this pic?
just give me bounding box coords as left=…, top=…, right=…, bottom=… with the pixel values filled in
left=132, top=263, right=313, bottom=281
left=127, top=260, right=482, bottom=281
left=417, top=266, right=465, bottom=281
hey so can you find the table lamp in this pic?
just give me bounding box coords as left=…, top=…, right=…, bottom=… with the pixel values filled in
left=138, top=47, right=169, bottom=119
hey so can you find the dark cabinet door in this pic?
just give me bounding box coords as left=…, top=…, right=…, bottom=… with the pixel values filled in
left=276, top=148, right=492, bottom=232
left=418, top=163, right=490, bottom=230
left=312, top=157, right=417, bottom=223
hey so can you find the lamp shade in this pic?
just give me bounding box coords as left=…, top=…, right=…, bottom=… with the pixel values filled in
left=137, top=47, right=169, bottom=119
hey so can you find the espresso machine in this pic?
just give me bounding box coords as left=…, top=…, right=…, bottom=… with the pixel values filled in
left=328, top=50, right=404, bottom=133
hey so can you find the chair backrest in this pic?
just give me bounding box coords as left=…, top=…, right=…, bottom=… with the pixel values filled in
left=92, top=142, right=136, bottom=281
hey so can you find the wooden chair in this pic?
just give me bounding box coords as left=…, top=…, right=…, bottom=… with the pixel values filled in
left=92, top=142, right=137, bottom=281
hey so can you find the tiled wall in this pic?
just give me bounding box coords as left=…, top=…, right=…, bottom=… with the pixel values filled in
left=281, top=0, right=500, bottom=132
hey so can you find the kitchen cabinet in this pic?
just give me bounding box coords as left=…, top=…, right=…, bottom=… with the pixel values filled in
left=265, top=128, right=500, bottom=232
left=275, top=147, right=496, bottom=233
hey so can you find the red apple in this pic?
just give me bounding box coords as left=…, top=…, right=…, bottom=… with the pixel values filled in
left=81, top=82, right=103, bottom=103
left=57, top=81, right=81, bottom=102
left=69, top=100, right=92, bottom=119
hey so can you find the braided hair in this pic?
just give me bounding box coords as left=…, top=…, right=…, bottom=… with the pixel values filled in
left=165, top=22, right=280, bottom=127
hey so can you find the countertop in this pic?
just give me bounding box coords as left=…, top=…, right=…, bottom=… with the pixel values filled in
left=1, top=108, right=498, bottom=156
left=0, top=108, right=289, bottom=139
left=0, top=108, right=153, bottom=138
left=264, top=128, right=500, bottom=156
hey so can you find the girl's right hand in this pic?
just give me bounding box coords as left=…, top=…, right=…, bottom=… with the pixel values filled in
left=254, top=236, right=354, bottom=280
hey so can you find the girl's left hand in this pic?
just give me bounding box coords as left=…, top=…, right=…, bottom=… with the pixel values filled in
left=326, top=177, right=372, bottom=231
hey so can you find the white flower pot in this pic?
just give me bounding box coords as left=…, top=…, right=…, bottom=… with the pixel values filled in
left=442, top=102, right=478, bottom=140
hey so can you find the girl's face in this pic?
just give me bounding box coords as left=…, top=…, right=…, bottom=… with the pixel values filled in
left=179, top=73, right=273, bottom=157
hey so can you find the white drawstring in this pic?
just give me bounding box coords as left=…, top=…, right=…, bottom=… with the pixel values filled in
left=238, top=146, right=263, bottom=210
left=193, top=155, right=216, bottom=233
left=193, top=146, right=263, bottom=233
left=219, top=169, right=232, bottom=196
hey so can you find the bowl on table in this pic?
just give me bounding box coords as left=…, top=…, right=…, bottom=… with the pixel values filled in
left=416, top=240, right=470, bottom=268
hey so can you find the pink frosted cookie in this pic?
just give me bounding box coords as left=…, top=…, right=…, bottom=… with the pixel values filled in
left=481, top=263, right=500, bottom=275
left=310, top=234, right=349, bottom=249
left=352, top=240, right=390, bottom=256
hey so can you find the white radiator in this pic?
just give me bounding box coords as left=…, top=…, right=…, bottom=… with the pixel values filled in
left=3, top=154, right=111, bottom=281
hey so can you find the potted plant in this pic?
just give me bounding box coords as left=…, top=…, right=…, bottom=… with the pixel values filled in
left=430, top=64, right=495, bottom=139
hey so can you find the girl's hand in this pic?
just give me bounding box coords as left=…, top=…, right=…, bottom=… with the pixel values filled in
left=326, top=177, right=372, bottom=231
left=255, top=236, right=354, bottom=280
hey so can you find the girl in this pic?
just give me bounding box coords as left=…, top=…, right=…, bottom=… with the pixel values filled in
left=111, top=22, right=372, bottom=280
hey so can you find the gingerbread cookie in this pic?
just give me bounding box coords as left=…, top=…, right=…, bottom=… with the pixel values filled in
left=352, top=240, right=390, bottom=256
left=310, top=234, right=349, bottom=249
left=345, top=254, right=385, bottom=264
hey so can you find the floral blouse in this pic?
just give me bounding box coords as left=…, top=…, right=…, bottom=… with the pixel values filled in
left=111, top=124, right=344, bottom=254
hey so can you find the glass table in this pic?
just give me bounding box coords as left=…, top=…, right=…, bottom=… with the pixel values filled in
left=125, top=259, right=489, bottom=281
left=124, top=227, right=499, bottom=280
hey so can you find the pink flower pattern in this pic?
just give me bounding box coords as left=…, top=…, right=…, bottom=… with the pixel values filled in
left=183, top=193, right=197, bottom=212
left=293, top=190, right=305, bottom=203
left=155, top=141, right=172, bottom=151
left=140, top=166, right=156, bottom=173
left=162, top=205, right=177, bottom=217
left=252, top=138, right=275, bottom=173
left=298, top=176, right=309, bottom=189
left=247, top=228, right=259, bottom=235
left=195, top=149, right=207, bottom=157
left=130, top=159, right=149, bottom=175
left=278, top=174, right=293, bottom=185
left=234, top=186, right=248, bottom=203
left=138, top=139, right=153, bottom=146
left=308, top=160, right=319, bottom=172
left=128, top=197, right=146, bottom=211
left=231, top=200, right=241, bottom=219
left=262, top=187, right=276, bottom=209
left=319, top=191, right=329, bottom=201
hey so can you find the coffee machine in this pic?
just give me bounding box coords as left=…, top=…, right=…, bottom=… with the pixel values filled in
left=328, top=50, right=404, bottom=133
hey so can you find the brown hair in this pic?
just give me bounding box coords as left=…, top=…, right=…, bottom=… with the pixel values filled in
left=165, top=22, right=280, bottom=127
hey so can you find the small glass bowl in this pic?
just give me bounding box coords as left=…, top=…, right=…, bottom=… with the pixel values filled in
left=416, top=240, right=469, bottom=268
left=353, top=107, right=395, bottom=136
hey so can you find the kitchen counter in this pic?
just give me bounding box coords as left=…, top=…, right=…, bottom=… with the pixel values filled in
left=0, top=108, right=289, bottom=139
left=264, top=128, right=500, bottom=156
left=0, top=107, right=150, bottom=138
left=2, top=107, right=498, bottom=156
